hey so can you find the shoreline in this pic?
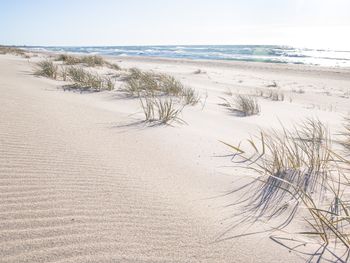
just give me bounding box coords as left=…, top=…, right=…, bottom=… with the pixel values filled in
left=26, top=48, right=350, bottom=74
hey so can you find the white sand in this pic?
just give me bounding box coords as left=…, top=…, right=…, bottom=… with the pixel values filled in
left=1, top=53, right=349, bottom=262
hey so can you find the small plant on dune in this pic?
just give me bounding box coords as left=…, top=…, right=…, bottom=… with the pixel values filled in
left=221, top=94, right=260, bottom=116
left=35, top=60, right=58, bottom=79
left=181, top=87, right=200, bottom=106
left=139, top=96, right=186, bottom=125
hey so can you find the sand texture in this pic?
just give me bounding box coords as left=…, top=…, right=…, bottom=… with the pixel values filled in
left=1, top=53, right=350, bottom=262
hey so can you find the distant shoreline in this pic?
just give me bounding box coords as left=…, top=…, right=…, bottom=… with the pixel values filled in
left=21, top=45, right=350, bottom=69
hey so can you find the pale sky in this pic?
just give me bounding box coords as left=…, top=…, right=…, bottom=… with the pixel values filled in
left=1, top=0, right=350, bottom=49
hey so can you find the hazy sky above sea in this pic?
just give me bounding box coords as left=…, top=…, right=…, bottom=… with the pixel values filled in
left=1, top=0, right=350, bottom=50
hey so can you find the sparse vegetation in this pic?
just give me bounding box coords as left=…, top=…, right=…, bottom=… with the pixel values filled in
left=181, top=87, right=200, bottom=106
left=65, top=66, right=114, bottom=91
left=221, top=94, right=260, bottom=116
left=221, top=118, right=350, bottom=261
left=123, top=68, right=199, bottom=105
left=35, top=60, right=58, bottom=79
left=139, top=96, right=185, bottom=125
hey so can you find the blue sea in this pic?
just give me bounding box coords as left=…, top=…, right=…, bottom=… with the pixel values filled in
left=24, top=45, right=350, bottom=68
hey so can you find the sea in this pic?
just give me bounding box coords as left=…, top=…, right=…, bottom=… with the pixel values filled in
left=24, top=45, right=350, bottom=68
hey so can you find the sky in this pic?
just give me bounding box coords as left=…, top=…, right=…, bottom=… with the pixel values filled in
left=1, top=0, right=350, bottom=49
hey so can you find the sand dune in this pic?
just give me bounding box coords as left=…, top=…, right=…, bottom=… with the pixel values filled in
left=2, top=53, right=350, bottom=262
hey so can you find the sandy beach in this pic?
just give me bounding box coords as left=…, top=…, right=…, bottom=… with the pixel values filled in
left=1, top=52, right=350, bottom=262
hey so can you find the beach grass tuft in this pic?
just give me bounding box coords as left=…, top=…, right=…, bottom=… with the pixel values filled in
left=35, top=60, right=59, bottom=79
left=220, top=118, right=350, bottom=260
left=221, top=94, right=260, bottom=116
left=65, top=66, right=114, bottom=91
left=140, top=96, right=186, bottom=125
left=123, top=68, right=199, bottom=105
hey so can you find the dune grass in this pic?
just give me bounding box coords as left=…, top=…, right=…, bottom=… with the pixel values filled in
left=65, top=66, right=114, bottom=91
left=35, top=60, right=59, bottom=79
left=181, top=87, right=200, bottom=106
left=221, top=94, right=260, bottom=116
left=139, top=96, right=185, bottom=125
left=123, top=68, right=199, bottom=106
left=221, top=118, right=350, bottom=260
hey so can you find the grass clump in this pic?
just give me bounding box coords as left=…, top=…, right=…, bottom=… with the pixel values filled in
left=123, top=68, right=199, bottom=105
left=65, top=66, right=114, bottom=91
left=221, top=118, right=350, bottom=261
left=140, top=96, right=185, bottom=125
left=181, top=87, right=200, bottom=106
left=223, top=119, right=331, bottom=217
left=221, top=94, right=260, bottom=116
left=35, top=60, right=58, bottom=79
